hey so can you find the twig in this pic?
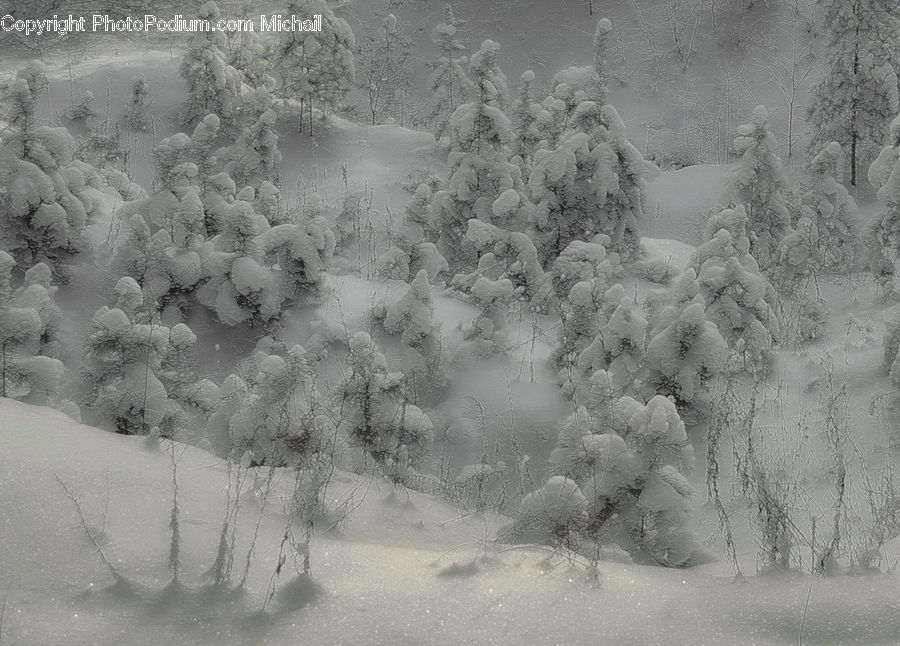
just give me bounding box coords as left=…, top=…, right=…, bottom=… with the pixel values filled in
left=54, top=473, right=118, bottom=581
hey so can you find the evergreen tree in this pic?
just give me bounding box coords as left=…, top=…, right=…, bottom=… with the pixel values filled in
left=221, top=109, right=282, bottom=188
left=431, top=39, right=528, bottom=271
left=722, top=105, right=792, bottom=272
left=513, top=392, right=699, bottom=567
left=547, top=238, right=623, bottom=397
left=122, top=78, right=152, bottom=132
left=374, top=270, right=447, bottom=404
left=179, top=2, right=242, bottom=126
left=0, top=125, right=91, bottom=279
left=271, top=0, right=356, bottom=133
left=158, top=322, right=220, bottom=435
left=253, top=193, right=336, bottom=306
left=337, top=332, right=433, bottom=471
left=80, top=283, right=171, bottom=434
left=115, top=122, right=217, bottom=312
left=0, top=61, right=47, bottom=134
left=865, top=115, right=900, bottom=296
left=228, top=30, right=272, bottom=88
left=645, top=272, right=728, bottom=420
left=801, top=142, right=859, bottom=271
left=510, top=70, right=542, bottom=169
left=689, top=207, right=781, bottom=372
left=425, top=4, right=472, bottom=142
left=377, top=269, right=434, bottom=347
left=454, top=219, right=545, bottom=299
left=200, top=191, right=279, bottom=327
left=228, top=344, right=335, bottom=465
left=0, top=251, right=67, bottom=407
left=460, top=274, right=516, bottom=358
left=13, top=262, right=62, bottom=359
left=378, top=183, right=448, bottom=283
left=807, top=0, right=897, bottom=186
left=530, top=20, right=648, bottom=264
left=577, top=295, right=648, bottom=397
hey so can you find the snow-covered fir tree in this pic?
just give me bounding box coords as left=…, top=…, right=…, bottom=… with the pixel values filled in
left=689, top=206, right=781, bottom=372
left=228, top=30, right=272, bottom=88
left=12, top=262, right=62, bottom=358
left=252, top=193, right=336, bottom=307
left=510, top=70, right=543, bottom=169
left=0, top=251, right=69, bottom=409
left=431, top=39, right=529, bottom=272
left=373, top=270, right=447, bottom=404
left=529, top=20, right=648, bottom=264
left=157, top=322, right=220, bottom=435
left=546, top=236, right=622, bottom=305
left=511, top=392, right=699, bottom=567
left=453, top=219, right=545, bottom=300
left=645, top=271, right=728, bottom=420
left=115, top=123, right=215, bottom=312
left=122, top=78, right=152, bottom=132
left=459, top=274, right=517, bottom=358
left=226, top=343, right=337, bottom=466
left=378, top=183, right=448, bottom=283
left=337, top=331, right=433, bottom=473
left=0, top=61, right=47, bottom=134
left=0, top=124, right=90, bottom=279
left=80, top=281, right=171, bottom=434
left=546, top=237, right=623, bottom=397
left=576, top=290, right=648, bottom=397
left=179, top=2, right=242, bottom=127
left=722, top=105, right=792, bottom=273
left=801, top=142, right=859, bottom=271
left=270, top=0, right=356, bottom=133
left=221, top=109, right=282, bottom=188
left=199, top=191, right=279, bottom=327
left=425, top=3, right=472, bottom=143
left=865, top=115, right=900, bottom=297
left=376, top=269, right=434, bottom=347
left=807, top=0, right=897, bottom=186
left=193, top=186, right=333, bottom=328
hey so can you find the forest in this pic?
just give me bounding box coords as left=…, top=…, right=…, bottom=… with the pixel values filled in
left=2, top=0, right=900, bottom=644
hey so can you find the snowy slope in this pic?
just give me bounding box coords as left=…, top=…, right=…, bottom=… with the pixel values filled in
left=4, top=397, right=900, bottom=646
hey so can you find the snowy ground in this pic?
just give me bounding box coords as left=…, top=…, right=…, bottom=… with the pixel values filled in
left=3, top=3, right=900, bottom=644
left=4, top=398, right=900, bottom=646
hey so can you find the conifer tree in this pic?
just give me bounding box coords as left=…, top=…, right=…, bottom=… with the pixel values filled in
left=179, top=2, right=242, bottom=127
left=0, top=251, right=68, bottom=407
left=378, top=183, right=448, bottom=283
left=512, top=391, right=700, bottom=567
left=81, top=282, right=171, bottom=434
left=645, top=271, right=728, bottom=420
left=271, top=0, right=356, bottom=133
left=865, top=115, right=900, bottom=296
left=123, top=78, right=151, bottom=132
left=222, top=109, right=282, bottom=188
left=228, top=344, right=335, bottom=465
left=529, top=20, right=648, bottom=264
left=425, top=4, right=472, bottom=142
left=807, top=0, right=897, bottom=186
left=337, top=332, right=433, bottom=471
left=431, top=39, right=529, bottom=272
left=801, top=142, right=859, bottom=271
left=722, top=105, right=792, bottom=272
left=689, top=206, right=781, bottom=371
